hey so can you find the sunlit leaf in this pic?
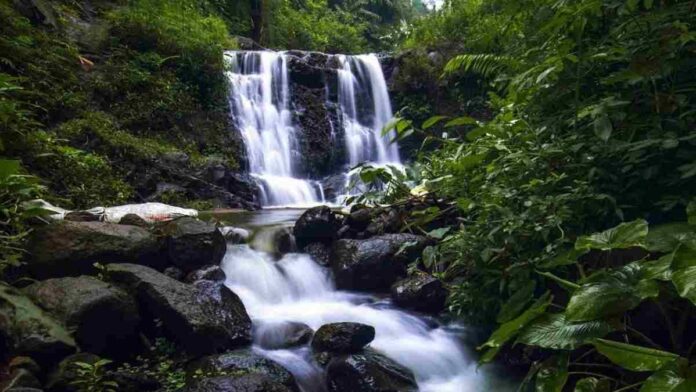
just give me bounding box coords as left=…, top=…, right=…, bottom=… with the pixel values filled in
left=422, top=115, right=448, bottom=129
left=575, top=219, right=648, bottom=251
left=517, top=313, right=616, bottom=349
left=671, top=266, right=696, bottom=306
left=444, top=116, right=478, bottom=128
left=535, top=353, right=568, bottom=392
left=0, top=159, right=20, bottom=180
left=593, top=339, right=680, bottom=372
left=573, top=377, right=611, bottom=392
left=640, top=359, right=695, bottom=392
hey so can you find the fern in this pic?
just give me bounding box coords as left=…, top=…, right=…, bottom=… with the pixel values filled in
left=516, top=313, right=616, bottom=350
left=443, top=54, right=516, bottom=78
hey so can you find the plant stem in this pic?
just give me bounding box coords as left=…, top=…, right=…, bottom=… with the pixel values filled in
left=614, top=382, right=644, bottom=392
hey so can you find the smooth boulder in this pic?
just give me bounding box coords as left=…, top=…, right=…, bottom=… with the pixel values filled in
left=330, top=234, right=429, bottom=291
left=24, top=276, right=140, bottom=356
left=26, top=221, right=162, bottom=279
left=108, top=264, right=251, bottom=355
left=0, top=282, right=76, bottom=365
left=255, top=321, right=314, bottom=350
left=293, top=206, right=341, bottom=248
left=326, top=349, right=418, bottom=392
left=183, top=374, right=291, bottom=392
left=390, top=273, right=448, bottom=314
left=188, top=349, right=296, bottom=390
left=159, top=217, right=226, bottom=272
left=312, top=323, right=375, bottom=354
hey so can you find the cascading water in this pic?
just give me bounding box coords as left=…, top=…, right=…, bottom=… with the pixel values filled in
left=225, top=51, right=324, bottom=207
left=219, top=211, right=515, bottom=392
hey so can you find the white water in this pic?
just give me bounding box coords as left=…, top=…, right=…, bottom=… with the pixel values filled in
left=225, top=51, right=324, bottom=207
left=222, top=241, right=506, bottom=391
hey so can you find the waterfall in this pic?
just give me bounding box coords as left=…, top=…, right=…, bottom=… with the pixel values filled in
left=225, top=51, right=324, bottom=207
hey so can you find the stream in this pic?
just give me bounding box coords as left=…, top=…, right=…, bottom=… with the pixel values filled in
left=210, top=208, right=517, bottom=392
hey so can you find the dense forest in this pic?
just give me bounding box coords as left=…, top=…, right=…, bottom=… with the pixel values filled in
left=1, top=0, right=695, bottom=391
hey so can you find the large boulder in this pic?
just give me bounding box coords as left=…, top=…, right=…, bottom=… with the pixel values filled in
left=390, top=273, right=448, bottom=314
left=312, top=323, right=375, bottom=354
left=182, top=374, right=292, bottom=392
left=187, top=349, right=296, bottom=390
left=0, top=283, right=76, bottom=366
left=26, top=221, right=162, bottom=279
left=159, top=217, right=226, bottom=272
left=293, top=206, right=341, bottom=248
left=326, top=350, right=418, bottom=392
left=23, top=276, right=140, bottom=356
left=330, top=234, right=430, bottom=291
left=254, top=321, right=314, bottom=350
left=304, top=242, right=331, bottom=267
left=107, top=264, right=251, bottom=355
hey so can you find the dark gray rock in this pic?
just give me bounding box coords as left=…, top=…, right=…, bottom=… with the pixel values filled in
left=118, top=213, right=150, bottom=228
left=346, top=208, right=371, bottom=232
left=273, top=227, right=297, bottom=256
left=187, top=349, right=296, bottom=390
left=185, top=265, right=226, bottom=284
left=254, top=321, right=314, bottom=350
left=0, top=282, right=76, bottom=366
left=330, top=234, right=430, bottom=291
left=23, top=276, right=140, bottom=357
left=108, top=371, right=162, bottom=392
left=304, top=242, right=331, bottom=267
left=108, top=264, right=251, bottom=355
left=293, top=206, right=341, bottom=248
left=312, top=323, right=375, bottom=354
left=164, top=266, right=185, bottom=281
left=26, top=221, right=163, bottom=279
left=326, top=349, right=418, bottom=392
left=219, top=226, right=250, bottom=244
left=182, top=374, right=291, bottom=392
left=391, top=273, right=448, bottom=314
left=160, top=217, right=226, bottom=272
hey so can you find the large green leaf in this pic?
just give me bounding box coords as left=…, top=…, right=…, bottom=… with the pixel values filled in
left=573, top=378, right=611, bottom=392
left=671, top=266, right=696, bottom=306
left=641, top=359, right=696, bottom=392
left=671, top=241, right=696, bottom=270
left=496, top=280, right=535, bottom=323
left=0, top=159, right=20, bottom=180
left=517, top=313, right=615, bottom=349
left=645, top=223, right=696, bottom=253
left=575, top=219, right=648, bottom=251
left=565, top=277, right=658, bottom=322
left=421, top=115, right=448, bottom=129
left=593, top=339, right=680, bottom=372
left=479, top=293, right=551, bottom=362
left=535, top=353, right=568, bottom=392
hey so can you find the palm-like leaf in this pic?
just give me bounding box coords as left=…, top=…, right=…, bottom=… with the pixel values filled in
left=517, top=313, right=616, bottom=349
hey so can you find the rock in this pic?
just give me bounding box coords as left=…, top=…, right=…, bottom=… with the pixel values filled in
left=185, top=265, right=226, bottom=284
left=346, top=208, right=371, bottom=232
left=182, top=374, right=291, bottom=392
left=118, top=213, right=150, bottom=228
left=326, top=349, right=418, bottom=392
left=109, top=371, right=161, bottom=392
left=108, top=264, right=251, bottom=355
left=312, top=323, right=375, bottom=354
left=254, top=321, right=314, bottom=350
left=0, top=282, right=76, bottom=366
left=164, top=266, right=185, bottom=281
left=26, top=221, right=163, bottom=279
left=187, top=349, right=296, bottom=390
left=23, top=276, right=140, bottom=357
left=273, top=227, right=296, bottom=255
left=64, top=211, right=101, bottom=222
left=159, top=217, right=226, bottom=272
left=46, top=353, right=101, bottom=392
left=219, top=226, right=250, bottom=244
left=330, top=234, right=430, bottom=291
left=391, top=273, right=448, bottom=314
left=304, top=242, right=331, bottom=267
left=293, top=206, right=341, bottom=248
left=0, top=369, right=41, bottom=391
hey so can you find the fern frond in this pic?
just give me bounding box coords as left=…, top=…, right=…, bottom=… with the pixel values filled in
left=443, top=54, right=515, bottom=79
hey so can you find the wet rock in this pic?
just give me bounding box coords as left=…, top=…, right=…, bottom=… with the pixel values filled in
left=26, top=221, right=163, bottom=279
left=326, top=349, right=418, bottom=392
left=312, top=323, right=375, bottom=354
left=185, top=265, right=226, bottom=284
left=0, top=282, right=76, bottom=366
left=391, top=273, right=448, bottom=314
left=108, top=264, right=251, bottom=355
left=164, top=266, right=185, bottom=281
left=273, top=227, right=297, bottom=255
left=255, top=321, right=314, bottom=350
left=182, top=374, right=292, bottom=392
left=187, top=349, right=296, bottom=390
left=118, top=213, right=150, bottom=228
left=219, top=226, right=249, bottom=244
left=109, top=371, right=161, bottom=392
left=46, top=353, right=101, bottom=392
left=304, top=242, right=331, bottom=267
left=293, top=206, right=341, bottom=248
left=23, top=276, right=140, bottom=357
left=346, top=207, right=371, bottom=232
left=330, top=234, right=430, bottom=292
left=159, top=217, right=226, bottom=272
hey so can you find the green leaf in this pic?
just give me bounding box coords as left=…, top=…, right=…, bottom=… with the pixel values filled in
left=645, top=223, right=696, bottom=253
left=671, top=241, right=696, bottom=270
left=421, top=245, right=437, bottom=269
left=671, top=266, right=696, bottom=306
left=0, top=159, right=20, bottom=180
left=444, top=116, right=478, bottom=128
left=422, top=115, right=448, bottom=129
left=427, top=227, right=451, bottom=240
left=575, top=219, right=648, bottom=251
left=593, top=339, right=680, bottom=372
left=496, top=280, right=535, bottom=323
left=643, top=0, right=654, bottom=9
left=517, top=313, right=616, bottom=349
left=573, top=377, right=611, bottom=392
left=641, top=360, right=696, bottom=392
left=565, top=276, right=658, bottom=322
left=687, top=200, right=696, bottom=226
left=593, top=114, right=612, bottom=142
left=535, top=353, right=568, bottom=392
left=479, top=293, right=551, bottom=362
left=539, top=248, right=587, bottom=269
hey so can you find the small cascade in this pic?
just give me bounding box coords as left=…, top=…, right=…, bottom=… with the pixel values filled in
left=225, top=51, right=324, bottom=207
